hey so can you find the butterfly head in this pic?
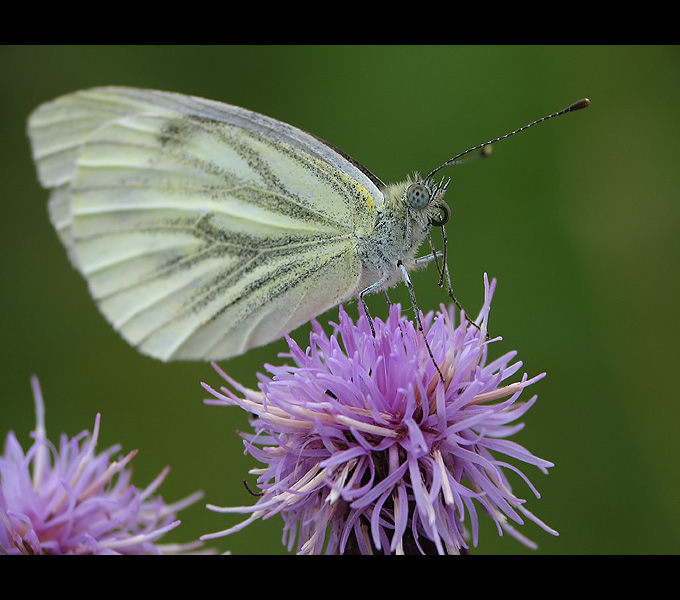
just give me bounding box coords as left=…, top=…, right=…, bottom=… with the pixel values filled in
left=406, top=177, right=451, bottom=228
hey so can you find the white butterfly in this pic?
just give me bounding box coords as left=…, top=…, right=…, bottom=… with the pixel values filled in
left=28, top=87, right=588, bottom=362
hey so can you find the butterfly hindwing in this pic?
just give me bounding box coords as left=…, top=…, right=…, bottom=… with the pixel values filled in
left=28, top=88, right=381, bottom=360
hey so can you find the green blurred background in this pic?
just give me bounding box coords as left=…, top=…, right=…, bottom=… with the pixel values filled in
left=1, top=45, right=678, bottom=555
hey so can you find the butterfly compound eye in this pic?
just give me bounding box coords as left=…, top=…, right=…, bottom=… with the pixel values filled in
left=406, top=183, right=431, bottom=209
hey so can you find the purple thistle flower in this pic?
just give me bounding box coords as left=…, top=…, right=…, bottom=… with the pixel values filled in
left=202, top=274, right=557, bottom=554
left=0, top=377, right=205, bottom=555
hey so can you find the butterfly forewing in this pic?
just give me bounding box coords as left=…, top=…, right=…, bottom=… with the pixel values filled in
left=28, top=88, right=381, bottom=360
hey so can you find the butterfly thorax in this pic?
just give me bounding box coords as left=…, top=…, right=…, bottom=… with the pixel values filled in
left=354, top=177, right=446, bottom=294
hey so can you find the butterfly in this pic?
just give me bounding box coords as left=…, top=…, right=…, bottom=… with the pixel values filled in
left=28, top=87, right=588, bottom=364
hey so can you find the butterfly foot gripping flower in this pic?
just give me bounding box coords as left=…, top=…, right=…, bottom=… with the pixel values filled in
left=0, top=377, right=205, bottom=555
left=202, top=274, right=558, bottom=554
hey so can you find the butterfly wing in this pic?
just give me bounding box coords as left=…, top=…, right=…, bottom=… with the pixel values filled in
left=28, top=87, right=382, bottom=360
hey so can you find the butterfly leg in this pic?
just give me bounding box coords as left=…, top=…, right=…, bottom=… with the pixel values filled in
left=358, top=276, right=390, bottom=337
left=415, top=249, right=484, bottom=338
left=413, top=250, right=443, bottom=267
left=414, top=249, right=469, bottom=315
left=397, top=262, right=445, bottom=383
left=358, top=265, right=445, bottom=383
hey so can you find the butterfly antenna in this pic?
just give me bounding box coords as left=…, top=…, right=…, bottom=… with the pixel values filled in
left=425, top=98, right=590, bottom=181
left=426, top=99, right=589, bottom=337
